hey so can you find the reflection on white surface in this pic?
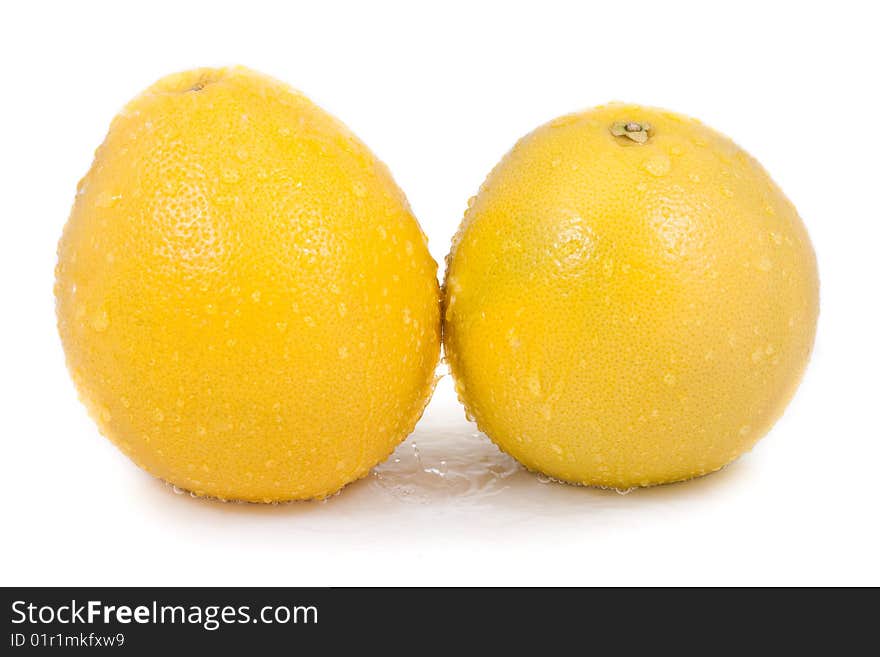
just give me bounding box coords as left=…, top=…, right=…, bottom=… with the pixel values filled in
left=371, top=430, right=520, bottom=504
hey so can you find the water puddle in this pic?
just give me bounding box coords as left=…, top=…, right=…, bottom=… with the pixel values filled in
left=371, top=430, right=521, bottom=504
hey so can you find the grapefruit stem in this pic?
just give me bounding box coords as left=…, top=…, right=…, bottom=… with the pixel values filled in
left=610, top=121, right=652, bottom=144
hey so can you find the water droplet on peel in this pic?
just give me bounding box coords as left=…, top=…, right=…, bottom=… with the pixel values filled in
left=171, top=485, right=186, bottom=495
left=642, top=154, right=671, bottom=177
left=614, top=487, right=635, bottom=496
left=527, top=374, right=542, bottom=397
left=90, top=308, right=110, bottom=332
left=352, top=181, right=367, bottom=198
left=602, top=258, right=614, bottom=278
left=536, top=473, right=553, bottom=484
left=94, top=191, right=121, bottom=208
left=663, top=372, right=677, bottom=385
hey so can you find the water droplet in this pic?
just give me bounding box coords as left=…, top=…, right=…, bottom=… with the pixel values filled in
left=602, top=258, right=614, bottom=278
left=527, top=374, right=542, bottom=397
left=757, top=257, right=773, bottom=272
left=90, top=308, right=109, bottom=332
left=221, top=169, right=240, bottom=184
left=251, top=290, right=261, bottom=302
left=615, top=487, right=635, bottom=496
left=94, top=191, right=121, bottom=208
left=536, top=473, right=553, bottom=484
left=663, top=372, right=677, bottom=385
left=642, top=154, right=671, bottom=177
left=352, top=181, right=367, bottom=198
left=338, top=346, right=349, bottom=359
left=153, top=408, right=165, bottom=423
left=739, top=425, right=751, bottom=436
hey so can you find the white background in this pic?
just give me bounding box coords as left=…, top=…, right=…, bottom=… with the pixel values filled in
left=2, top=1, right=878, bottom=586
